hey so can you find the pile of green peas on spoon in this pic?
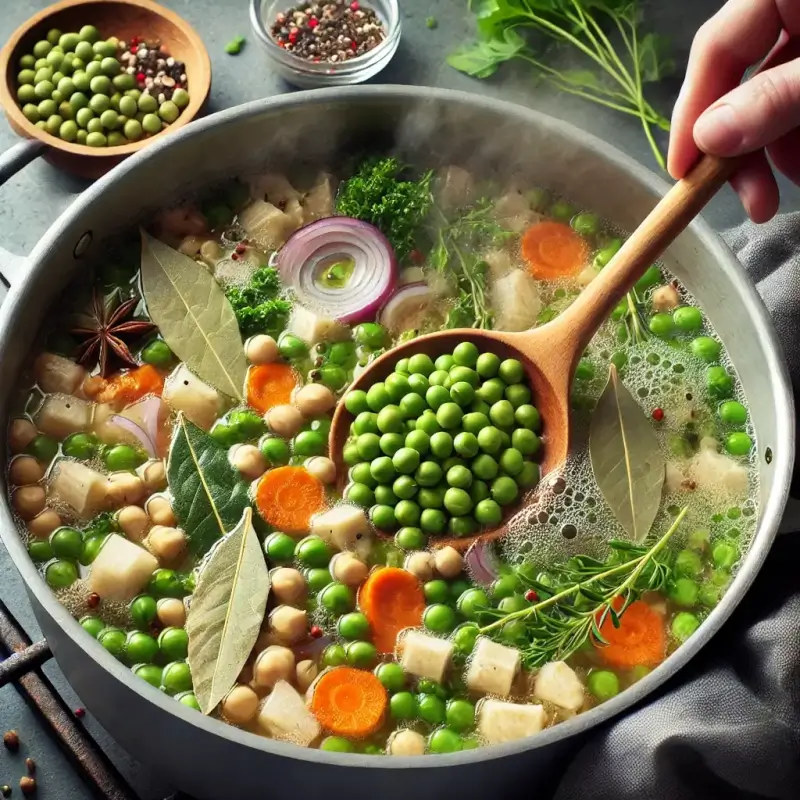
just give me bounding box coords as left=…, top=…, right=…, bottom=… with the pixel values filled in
left=342, top=341, right=543, bottom=538
left=15, top=25, right=191, bottom=147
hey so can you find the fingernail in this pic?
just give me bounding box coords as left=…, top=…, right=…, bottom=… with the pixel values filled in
left=694, top=104, right=743, bottom=154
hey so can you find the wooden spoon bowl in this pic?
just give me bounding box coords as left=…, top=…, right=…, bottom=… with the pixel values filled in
left=329, top=155, right=738, bottom=552
left=0, top=0, right=211, bottom=179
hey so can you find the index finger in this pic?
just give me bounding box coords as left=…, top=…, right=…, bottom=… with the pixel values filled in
left=667, top=0, right=800, bottom=178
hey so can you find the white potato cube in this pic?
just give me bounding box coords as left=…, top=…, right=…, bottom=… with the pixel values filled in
left=238, top=200, right=298, bottom=251
left=400, top=630, right=453, bottom=683
left=477, top=699, right=547, bottom=745
left=248, top=173, right=302, bottom=206
left=388, top=729, right=426, bottom=756
left=310, top=505, right=370, bottom=551
left=163, top=364, right=223, bottom=431
left=492, top=269, right=542, bottom=332
left=288, top=304, right=349, bottom=345
left=49, top=460, right=108, bottom=519
left=34, top=353, right=86, bottom=395
left=466, top=637, right=521, bottom=697
left=88, top=533, right=159, bottom=602
left=303, top=173, right=337, bottom=223
left=533, top=661, right=585, bottom=712
left=257, top=680, right=320, bottom=746
left=36, top=394, right=91, bottom=440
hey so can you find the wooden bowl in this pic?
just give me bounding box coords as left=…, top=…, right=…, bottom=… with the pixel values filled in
left=0, top=0, right=211, bottom=178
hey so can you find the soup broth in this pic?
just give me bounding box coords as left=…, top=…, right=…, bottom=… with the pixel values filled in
left=5, top=158, right=757, bottom=755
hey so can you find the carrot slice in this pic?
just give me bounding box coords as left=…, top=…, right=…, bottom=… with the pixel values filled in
left=595, top=598, right=666, bottom=669
left=358, top=567, right=426, bottom=654
left=255, top=466, right=326, bottom=532
left=247, top=363, right=297, bottom=413
left=310, top=666, right=387, bottom=739
left=521, top=221, right=589, bottom=280
left=96, top=364, right=164, bottom=406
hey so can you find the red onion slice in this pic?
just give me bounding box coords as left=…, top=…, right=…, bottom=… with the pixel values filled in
left=276, top=217, right=397, bottom=324
left=109, top=396, right=164, bottom=458
left=109, top=415, right=157, bottom=458
left=465, top=541, right=500, bottom=586
left=378, top=282, right=436, bottom=335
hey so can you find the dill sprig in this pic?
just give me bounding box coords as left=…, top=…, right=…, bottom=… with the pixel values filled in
left=479, top=507, right=687, bottom=668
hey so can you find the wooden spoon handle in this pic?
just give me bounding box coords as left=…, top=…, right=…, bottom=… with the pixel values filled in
left=545, top=154, right=738, bottom=357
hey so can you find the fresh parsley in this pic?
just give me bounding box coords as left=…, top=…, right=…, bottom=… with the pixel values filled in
left=225, top=266, right=292, bottom=339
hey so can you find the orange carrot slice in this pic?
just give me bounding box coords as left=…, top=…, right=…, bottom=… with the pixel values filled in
left=309, top=666, right=387, bottom=739
left=358, top=567, right=425, bottom=654
left=255, top=466, right=326, bottom=532
left=246, top=363, right=297, bottom=413
left=595, top=598, right=666, bottom=669
left=96, top=364, right=164, bottom=407
left=521, top=221, right=589, bottom=280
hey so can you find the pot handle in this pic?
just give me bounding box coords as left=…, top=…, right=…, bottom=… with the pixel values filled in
left=0, top=139, right=49, bottom=291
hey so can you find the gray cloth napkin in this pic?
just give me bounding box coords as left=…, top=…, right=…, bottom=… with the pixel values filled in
left=552, top=214, right=800, bottom=800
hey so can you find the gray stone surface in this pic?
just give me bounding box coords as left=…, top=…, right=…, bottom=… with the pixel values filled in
left=0, top=1, right=798, bottom=798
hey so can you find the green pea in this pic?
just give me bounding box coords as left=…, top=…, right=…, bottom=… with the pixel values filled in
left=259, top=436, right=290, bottom=467
left=452, top=623, right=479, bottom=654
left=674, top=549, right=703, bottom=578
left=420, top=508, right=447, bottom=534
left=45, top=559, right=78, bottom=588
left=550, top=198, right=575, bottom=221
left=147, top=569, right=188, bottom=599
left=390, top=691, right=417, bottom=720
left=79, top=535, right=107, bottom=566
left=471, top=452, right=499, bottom=481
left=345, top=482, right=375, bottom=508
left=648, top=312, right=674, bottom=338
left=587, top=669, right=620, bottom=701
left=451, top=342, right=478, bottom=368
left=374, top=485, right=399, bottom=506
left=142, top=112, right=162, bottom=135
left=499, top=448, right=524, bottom=477
left=428, top=431, right=452, bottom=460
left=277, top=332, right=307, bottom=360
left=443, top=487, right=472, bottom=516
left=97, top=56, right=118, bottom=77
left=395, top=526, right=426, bottom=550
left=22, top=103, right=40, bottom=123
left=668, top=577, right=699, bottom=607
left=687, top=529, right=710, bottom=553
left=671, top=611, right=701, bottom=642
left=416, top=487, right=443, bottom=509
left=94, top=40, right=118, bottom=58
left=475, top=426, right=501, bottom=456
left=44, top=113, right=62, bottom=134
left=58, top=119, right=78, bottom=141
left=448, top=381, right=474, bottom=408
left=408, top=353, right=435, bottom=376
left=491, top=476, right=519, bottom=507
left=672, top=306, right=702, bottom=332
left=376, top=405, right=404, bottom=435
left=707, top=366, right=733, bottom=399
left=446, top=465, right=472, bottom=489
left=50, top=526, right=84, bottom=559
left=725, top=432, right=752, bottom=456
left=116, top=95, right=137, bottom=120
left=498, top=594, right=528, bottom=614
left=474, top=498, right=502, bottom=525
left=125, top=630, right=159, bottom=664
left=395, top=499, right=422, bottom=527
left=18, top=69, right=36, bottom=85
left=172, top=88, right=190, bottom=108
left=449, top=366, right=479, bottom=388
left=319, top=582, right=355, bottom=614
left=353, top=411, right=379, bottom=436
left=29, top=539, right=54, bottom=563
left=418, top=693, right=446, bottom=725
left=370, top=504, right=398, bottom=530
left=635, top=265, right=662, bottom=291
left=99, top=628, right=127, bottom=659
left=130, top=594, right=158, bottom=629
left=296, top=536, right=333, bottom=568
left=509, top=428, right=538, bottom=457
left=80, top=615, right=105, bottom=638
left=712, top=541, right=739, bottom=570
left=403, top=430, right=429, bottom=457
left=461, top=412, right=489, bottom=436
left=476, top=376, right=503, bottom=406
left=17, top=84, right=37, bottom=104
left=350, top=462, right=377, bottom=488
left=320, top=736, right=354, bottom=753
left=369, top=456, right=395, bottom=484
left=60, top=432, right=95, bottom=460
left=407, top=373, right=429, bottom=396
left=718, top=400, right=747, bottom=426
left=33, top=40, right=53, bottom=59
left=354, top=322, right=386, bottom=349
left=436, top=402, right=463, bottom=430
left=19, top=54, right=36, bottom=68
left=74, top=40, right=95, bottom=62
left=495, top=359, right=522, bottom=385
left=305, top=567, right=332, bottom=594
left=345, top=640, right=377, bottom=668
left=424, top=603, right=457, bottom=633
left=425, top=385, right=450, bottom=412
left=46, top=50, right=64, bottom=69
left=25, top=434, right=57, bottom=463
left=104, top=444, right=144, bottom=471
left=415, top=460, right=443, bottom=487
left=375, top=662, right=405, bottom=692
left=177, top=691, right=201, bottom=711
left=468, top=479, right=490, bottom=505
left=398, top=393, right=426, bottom=419
left=338, top=611, right=370, bottom=640
left=445, top=698, right=475, bottom=732
left=354, top=433, right=379, bottom=461
left=433, top=354, right=453, bottom=371
left=413, top=412, right=438, bottom=438
left=59, top=33, right=81, bottom=51
left=448, top=514, right=477, bottom=537
left=79, top=25, right=100, bottom=42
left=691, top=336, right=721, bottom=362
left=162, top=661, right=192, bottom=695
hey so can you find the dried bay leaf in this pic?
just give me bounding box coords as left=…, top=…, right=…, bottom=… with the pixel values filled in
left=589, top=365, right=665, bottom=543
left=186, top=507, right=270, bottom=715
left=140, top=230, right=248, bottom=400
left=168, top=414, right=251, bottom=556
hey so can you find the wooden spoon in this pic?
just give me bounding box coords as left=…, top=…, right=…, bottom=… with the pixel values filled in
left=329, top=155, right=737, bottom=550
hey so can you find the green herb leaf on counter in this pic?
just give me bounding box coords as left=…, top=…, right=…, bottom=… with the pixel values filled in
left=335, top=157, right=434, bottom=263
left=139, top=231, right=248, bottom=401
left=225, top=266, right=292, bottom=340
left=449, top=0, right=674, bottom=169
left=167, top=414, right=252, bottom=557
left=589, top=364, right=665, bottom=542
left=186, top=507, right=270, bottom=715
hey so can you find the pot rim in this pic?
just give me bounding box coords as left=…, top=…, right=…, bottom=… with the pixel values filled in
left=0, top=84, right=794, bottom=769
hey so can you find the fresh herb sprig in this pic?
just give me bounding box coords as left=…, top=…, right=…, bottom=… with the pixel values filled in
left=449, top=0, right=674, bottom=169
left=480, top=507, right=687, bottom=668
left=225, top=266, right=292, bottom=339
left=430, top=199, right=513, bottom=329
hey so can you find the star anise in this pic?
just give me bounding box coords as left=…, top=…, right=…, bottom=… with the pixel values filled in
left=71, top=289, right=156, bottom=377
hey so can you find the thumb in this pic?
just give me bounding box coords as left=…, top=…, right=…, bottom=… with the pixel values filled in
left=693, top=57, right=800, bottom=156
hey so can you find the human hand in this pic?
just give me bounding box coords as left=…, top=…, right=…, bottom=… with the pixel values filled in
left=668, top=0, right=800, bottom=222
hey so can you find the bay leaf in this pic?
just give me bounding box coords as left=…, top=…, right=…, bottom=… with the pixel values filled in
left=186, top=507, right=270, bottom=715
left=168, top=414, right=252, bottom=556
left=140, top=230, right=248, bottom=400
left=589, top=365, right=665, bottom=543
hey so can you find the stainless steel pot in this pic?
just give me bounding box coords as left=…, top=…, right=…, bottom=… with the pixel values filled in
left=0, top=86, right=794, bottom=800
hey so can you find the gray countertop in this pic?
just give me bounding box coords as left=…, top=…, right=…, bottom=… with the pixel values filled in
left=0, top=1, right=798, bottom=798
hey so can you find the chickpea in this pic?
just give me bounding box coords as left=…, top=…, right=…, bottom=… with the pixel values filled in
left=138, top=460, right=167, bottom=493
left=245, top=335, right=279, bottom=365
left=12, top=486, right=46, bottom=521
left=106, top=472, right=145, bottom=507
left=8, top=418, right=37, bottom=454
left=389, top=729, right=426, bottom=756
left=146, top=495, right=177, bottom=527
left=652, top=284, right=680, bottom=312
left=254, top=645, right=295, bottom=688
left=27, top=509, right=62, bottom=540
left=330, top=553, right=369, bottom=587
left=156, top=597, right=186, bottom=628
left=294, top=383, right=336, bottom=417
left=148, top=525, right=187, bottom=564
left=295, top=660, right=318, bottom=693
left=271, top=568, right=307, bottom=605
left=221, top=684, right=260, bottom=724
left=199, top=239, right=221, bottom=265
left=434, top=546, right=464, bottom=579
left=305, top=456, right=336, bottom=485
left=230, top=444, right=267, bottom=481
left=178, top=235, right=203, bottom=257
left=265, top=404, right=304, bottom=438
left=404, top=551, right=435, bottom=582
left=117, top=505, right=149, bottom=541
left=268, top=605, right=308, bottom=644
left=9, top=456, right=44, bottom=486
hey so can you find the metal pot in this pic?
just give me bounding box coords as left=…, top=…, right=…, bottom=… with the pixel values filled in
left=0, top=86, right=794, bottom=800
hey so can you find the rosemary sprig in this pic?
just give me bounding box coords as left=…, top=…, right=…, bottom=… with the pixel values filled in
left=479, top=507, right=687, bottom=668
